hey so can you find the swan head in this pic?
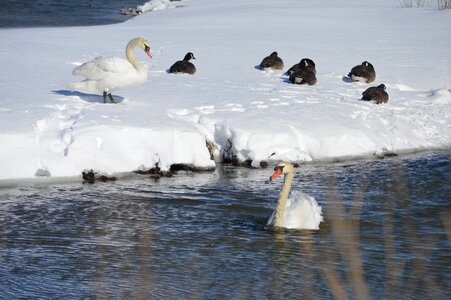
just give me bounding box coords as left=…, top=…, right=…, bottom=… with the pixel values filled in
left=141, top=38, right=152, bottom=58
left=129, top=37, right=152, bottom=58
left=270, top=162, right=294, bottom=180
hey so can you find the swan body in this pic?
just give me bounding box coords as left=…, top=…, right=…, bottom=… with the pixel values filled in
left=67, top=37, right=152, bottom=103
left=268, top=162, right=323, bottom=230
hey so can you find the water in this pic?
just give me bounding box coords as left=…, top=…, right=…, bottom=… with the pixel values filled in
left=0, top=152, right=449, bottom=299
left=0, top=0, right=145, bottom=28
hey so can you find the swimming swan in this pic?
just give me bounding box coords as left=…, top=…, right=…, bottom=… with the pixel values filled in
left=67, top=37, right=152, bottom=103
left=268, top=162, right=323, bottom=230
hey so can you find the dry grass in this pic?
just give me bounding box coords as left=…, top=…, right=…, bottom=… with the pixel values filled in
left=437, top=0, right=451, bottom=9
left=400, top=0, right=451, bottom=9
left=400, top=0, right=425, bottom=7
left=316, top=161, right=449, bottom=299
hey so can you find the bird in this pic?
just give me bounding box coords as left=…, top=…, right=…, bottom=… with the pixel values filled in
left=348, top=61, right=376, bottom=83
left=67, top=37, right=152, bottom=103
left=259, top=51, right=284, bottom=70
left=361, top=84, right=389, bottom=104
left=169, top=52, right=197, bottom=74
left=287, top=58, right=316, bottom=76
left=289, top=65, right=317, bottom=85
left=268, top=162, right=323, bottom=230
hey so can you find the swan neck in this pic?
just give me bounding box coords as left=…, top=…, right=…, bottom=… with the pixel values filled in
left=274, top=171, right=294, bottom=228
left=126, top=40, right=144, bottom=71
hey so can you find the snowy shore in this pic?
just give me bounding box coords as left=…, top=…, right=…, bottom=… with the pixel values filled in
left=0, top=0, right=450, bottom=181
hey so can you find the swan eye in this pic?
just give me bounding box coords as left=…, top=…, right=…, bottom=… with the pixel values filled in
left=274, top=166, right=284, bottom=172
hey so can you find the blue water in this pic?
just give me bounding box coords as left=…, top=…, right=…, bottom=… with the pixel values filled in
left=0, top=151, right=449, bottom=298
left=0, top=0, right=145, bottom=28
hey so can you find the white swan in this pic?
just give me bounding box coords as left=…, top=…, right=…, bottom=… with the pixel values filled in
left=268, top=162, right=323, bottom=230
left=67, top=37, right=152, bottom=103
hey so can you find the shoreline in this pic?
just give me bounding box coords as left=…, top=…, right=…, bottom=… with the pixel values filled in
left=0, top=149, right=448, bottom=188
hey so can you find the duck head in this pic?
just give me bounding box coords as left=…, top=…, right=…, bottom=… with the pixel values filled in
left=184, top=52, right=196, bottom=61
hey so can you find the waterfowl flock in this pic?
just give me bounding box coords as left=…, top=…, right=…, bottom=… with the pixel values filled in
left=67, top=37, right=389, bottom=105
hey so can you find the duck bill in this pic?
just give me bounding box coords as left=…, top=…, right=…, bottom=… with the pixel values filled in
left=270, top=168, right=283, bottom=181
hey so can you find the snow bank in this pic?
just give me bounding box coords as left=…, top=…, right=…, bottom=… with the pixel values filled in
left=137, top=0, right=172, bottom=13
left=0, top=0, right=450, bottom=181
left=121, top=0, right=174, bottom=16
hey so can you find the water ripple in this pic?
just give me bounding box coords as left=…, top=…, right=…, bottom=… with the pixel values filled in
left=0, top=151, right=449, bottom=298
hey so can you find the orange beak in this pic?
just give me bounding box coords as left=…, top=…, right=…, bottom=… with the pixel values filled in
left=144, top=45, right=152, bottom=58
left=270, top=168, right=283, bottom=180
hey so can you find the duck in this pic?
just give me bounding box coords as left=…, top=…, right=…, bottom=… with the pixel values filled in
left=67, top=37, right=152, bottom=103
left=259, top=51, right=284, bottom=70
left=268, top=162, right=323, bottom=230
left=287, top=58, right=316, bottom=76
left=348, top=61, right=376, bottom=83
left=169, top=52, right=197, bottom=74
left=361, top=84, right=389, bottom=104
left=289, top=65, right=317, bottom=85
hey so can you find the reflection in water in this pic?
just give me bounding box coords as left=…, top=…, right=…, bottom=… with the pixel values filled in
left=0, top=152, right=449, bottom=298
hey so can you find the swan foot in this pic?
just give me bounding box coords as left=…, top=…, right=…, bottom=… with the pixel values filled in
left=103, top=92, right=116, bottom=104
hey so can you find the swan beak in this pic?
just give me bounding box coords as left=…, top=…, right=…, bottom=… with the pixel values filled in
left=270, top=168, right=283, bottom=180
left=144, top=45, right=152, bottom=58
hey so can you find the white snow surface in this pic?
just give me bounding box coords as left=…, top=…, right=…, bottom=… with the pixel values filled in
left=0, top=0, right=450, bottom=180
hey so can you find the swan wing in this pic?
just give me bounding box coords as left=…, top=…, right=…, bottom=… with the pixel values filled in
left=268, top=191, right=323, bottom=230
left=73, top=56, right=135, bottom=80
